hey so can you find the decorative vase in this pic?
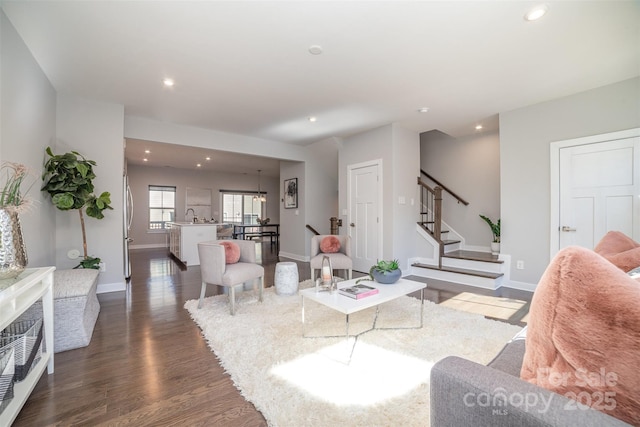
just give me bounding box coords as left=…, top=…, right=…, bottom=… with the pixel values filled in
left=316, top=255, right=337, bottom=294
left=0, top=209, right=28, bottom=280
left=491, top=242, right=500, bottom=255
left=372, top=268, right=401, bottom=284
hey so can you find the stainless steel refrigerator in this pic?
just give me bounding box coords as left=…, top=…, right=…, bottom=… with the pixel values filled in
left=124, top=175, right=133, bottom=280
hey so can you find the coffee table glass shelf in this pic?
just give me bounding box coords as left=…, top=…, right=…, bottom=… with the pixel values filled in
left=300, top=277, right=426, bottom=339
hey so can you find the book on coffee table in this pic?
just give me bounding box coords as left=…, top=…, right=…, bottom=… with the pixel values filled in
left=339, top=283, right=379, bottom=299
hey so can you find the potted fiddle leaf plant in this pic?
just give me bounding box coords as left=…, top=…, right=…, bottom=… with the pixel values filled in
left=479, top=214, right=501, bottom=254
left=41, top=147, right=113, bottom=269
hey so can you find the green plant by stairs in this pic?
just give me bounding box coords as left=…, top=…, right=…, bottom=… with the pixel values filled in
left=479, top=215, right=500, bottom=243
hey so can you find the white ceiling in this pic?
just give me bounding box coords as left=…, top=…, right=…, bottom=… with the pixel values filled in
left=3, top=1, right=639, bottom=173
left=125, top=138, right=281, bottom=177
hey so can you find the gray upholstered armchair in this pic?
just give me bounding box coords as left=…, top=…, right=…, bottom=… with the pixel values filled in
left=197, top=240, right=264, bottom=315
left=310, top=234, right=353, bottom=280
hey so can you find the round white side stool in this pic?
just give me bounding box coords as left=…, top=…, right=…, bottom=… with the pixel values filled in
left=274, top=262, right=299, bottom=296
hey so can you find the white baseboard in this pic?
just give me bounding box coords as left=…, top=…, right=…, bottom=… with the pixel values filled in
left=130, top=243, right=167, bottom=250
left=503, top=279, right=537, bottom=292
left=278, top=251, right=308, bottom=262
left=97, top=281, right=126, bottom=294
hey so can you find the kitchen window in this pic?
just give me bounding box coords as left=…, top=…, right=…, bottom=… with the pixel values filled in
left=221, top=191, right=265, bottom=224
left=149, top=185, right=176, bottom=230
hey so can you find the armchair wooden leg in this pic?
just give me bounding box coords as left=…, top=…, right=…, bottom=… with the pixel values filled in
left=229, top=286, right=236, bottom=315
left=258, top=276, right=264, bottom=302
left=198, top=281, right=207, bottom=309
left=348, top=269, right=352, bottom=280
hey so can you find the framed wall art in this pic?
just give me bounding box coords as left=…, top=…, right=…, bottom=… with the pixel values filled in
left=284, top=178, right=298, bottom=209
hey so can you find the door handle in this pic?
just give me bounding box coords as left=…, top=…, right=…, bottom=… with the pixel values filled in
left=561, top=226, right=577, bottom=232
left=350, top=223, right=355, bottom=227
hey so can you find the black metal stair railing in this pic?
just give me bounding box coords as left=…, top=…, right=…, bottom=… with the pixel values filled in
left=418, top=172, right=469, bottom=269
left=417, top=177, right=442, bottom=241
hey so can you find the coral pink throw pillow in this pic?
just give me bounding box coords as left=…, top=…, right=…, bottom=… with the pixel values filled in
left=220, top=241, right=240, bottom=264
left=594, top=231, right=640, bottom=272
left=521, top=246, right=640, bottom=425
left=320, top=236, right=341, bottom=253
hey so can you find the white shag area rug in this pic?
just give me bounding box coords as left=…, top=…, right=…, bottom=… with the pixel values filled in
left=184, top=281, right=523, bottom=427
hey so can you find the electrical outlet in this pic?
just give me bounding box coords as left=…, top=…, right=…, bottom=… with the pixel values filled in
left=516, top=260, right=524, bottom=270
left=99, top=262, right=106, bottom=272
left=67, top=249, right=80, bottom=260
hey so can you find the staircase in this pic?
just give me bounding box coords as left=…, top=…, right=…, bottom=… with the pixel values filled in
left=411, top=173, right=506, bottom=290
left=412, top=250, right=505, bottom=289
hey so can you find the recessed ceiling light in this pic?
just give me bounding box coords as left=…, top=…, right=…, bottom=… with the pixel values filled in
left=308, top=45, right=323, bottom=55
left=143, top=158, right=148, bottom=162
left=205, top=156, right=211, bottom=161
left=475, top=124, right=483, bottom=130
left=418, top=107, right=430, bottom=113
left=524, top=4, right=548, bottom=21
left=308, top=116, right=317, bottom=122
left=196, top=163, right=201, bottom=168
left=162, top=78, right=174, bottom=87
left=144, top=149, right=150, bottom=154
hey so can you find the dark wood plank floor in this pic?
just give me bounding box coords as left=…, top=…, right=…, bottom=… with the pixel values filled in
left=13, top=242, right=530, bottom=426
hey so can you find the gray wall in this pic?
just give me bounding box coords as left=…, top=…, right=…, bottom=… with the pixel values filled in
left=304, top=137, right=340, bottom=242
left=420, top=129, right=501, bottom=249
left=279, top=160, right=306, bottom=259
left=339, top=123, right=420, bottom=270
left=500, top=77, right=640, bottom=287
left=339, top=125, right=391, bottom=262
left=127, top=164, right=280, bottom=248
left=2, top=13, right=125, bottom=292
left=392, top=124, right=421, bottom=267
left=1, top=10, right=57, bottom=268
left=54, top=95, right=125, bottom=291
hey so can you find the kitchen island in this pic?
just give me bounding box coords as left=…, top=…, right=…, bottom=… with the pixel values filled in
left=167, top=222, right=230, bottom=266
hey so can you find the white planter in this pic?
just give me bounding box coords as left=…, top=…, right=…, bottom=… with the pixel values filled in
left=490, top=242, right=500, bottom=255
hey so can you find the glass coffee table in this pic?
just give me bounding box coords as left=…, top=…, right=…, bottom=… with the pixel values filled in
left=300, top=277, right=426, bottom=339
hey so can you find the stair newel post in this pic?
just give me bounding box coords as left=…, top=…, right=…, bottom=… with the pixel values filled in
left=434, top=186, right=443, bottom=266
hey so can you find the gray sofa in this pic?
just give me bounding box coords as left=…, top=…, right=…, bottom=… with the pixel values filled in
left=430, top=329, right=630, bottom=427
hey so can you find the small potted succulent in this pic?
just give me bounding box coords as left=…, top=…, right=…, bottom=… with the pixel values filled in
left=357, top=259, right=402, bottom=285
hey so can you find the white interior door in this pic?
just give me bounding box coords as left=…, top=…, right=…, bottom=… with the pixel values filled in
left=348, top=161, right=381, bottom=273
left=558, top=136, right=640, bottom=250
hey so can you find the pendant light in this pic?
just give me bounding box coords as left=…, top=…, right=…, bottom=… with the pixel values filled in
left=253, top=170, right=266, bottom=202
